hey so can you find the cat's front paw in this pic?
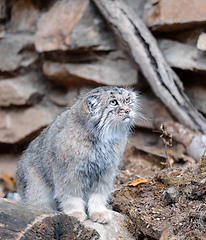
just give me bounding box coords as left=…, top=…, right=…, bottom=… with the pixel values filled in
left=68, top=211, right=87, bottom=222
left=89, top=210, right=112, bottom=224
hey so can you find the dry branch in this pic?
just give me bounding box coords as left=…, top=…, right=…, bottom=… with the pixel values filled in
left=92, top=0, right=206, bottom=134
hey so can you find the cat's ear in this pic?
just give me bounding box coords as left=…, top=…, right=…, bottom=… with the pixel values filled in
left=83, top=93, right=101, bottom=113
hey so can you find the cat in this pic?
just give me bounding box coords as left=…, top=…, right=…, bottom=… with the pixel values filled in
left=16, top=86, right=140, bottom=223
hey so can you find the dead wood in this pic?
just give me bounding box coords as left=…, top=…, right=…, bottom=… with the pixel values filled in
left=0, top=198, right=99, bottom=240
left=92, top=0, right=206, bottom=135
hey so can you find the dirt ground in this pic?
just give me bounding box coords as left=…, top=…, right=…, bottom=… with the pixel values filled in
left=111, top=132, right=206, bottom=240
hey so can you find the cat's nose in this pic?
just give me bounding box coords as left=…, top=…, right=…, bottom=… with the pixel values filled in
left=120, top=108, right=131, bottom=114
left=125, top=109, right=131, bottom=114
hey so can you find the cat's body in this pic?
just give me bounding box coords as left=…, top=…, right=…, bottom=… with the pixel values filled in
left=16, top=86, right=139, bottom=223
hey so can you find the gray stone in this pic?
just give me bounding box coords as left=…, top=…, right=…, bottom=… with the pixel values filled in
left=185, top=85, right=206, bottom=115
left=140, top=94, right=173, bottom=129
left=83, top=211, right=135, bottom=240
left=35, top=0, right=116, bottom=52
left=162, top=187, right=179, bottom=205
left=0, top=198, right=134, bottom=239
left=0, top=198, right=100, bottom=239
left=186, top=135, right=206, bottom=162
left=0, top=33, right=38, bottom=72
left=43, top=51, right=138, bottom=86
left=0, top=74, right=44, bottom=107
left=158, top=39, right=206, bottom=72
left=10, top=0, right=39, bottom=33
left=0, top=105, right=58, bottom=144
left=124, top=0, right=148, bottom=18
left=49, top=88, right=79, bottom=107
left=49, top=86, right=93, bottom=107
left=197, top=32, right=206, bottom=51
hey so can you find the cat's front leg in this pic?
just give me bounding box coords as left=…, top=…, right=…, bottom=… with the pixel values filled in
left=54, top=176, right=87, bottom=222
left=59, top=194, right=87, bottom=222
left=88, top=192, right=113, bottom=223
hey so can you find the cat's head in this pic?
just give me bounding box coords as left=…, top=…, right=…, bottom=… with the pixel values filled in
left=78, top=86, right=141, bottom=140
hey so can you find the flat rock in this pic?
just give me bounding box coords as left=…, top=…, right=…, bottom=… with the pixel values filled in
left=0, top=106, right=57, bottom=144
left=84, top=211, right=135, bottom=240
left=0, top=74, right=44, bottom=107
left=49, top=86, right=93, bottom=107
left=35, top=0, right=116, bottom=52
left=158, top=39, right=206, bottom=72
left=0, top=198, right=134, bottom=240
left=0, top=33, right=38, bottom=72
left=185, top=85, right=206, bottom=115
left=124, top=0, right=148, bottom=18
left=0, top=198, right=100, bottom=239
left=144, top=0, right=206, bottom=31
left=10, top=0, right=39, bottom=33
left=197, top=32, right=206, bottom=51
left=43, top=51, right=138, bottom=86
left=139, top=94, right=173, bottom=129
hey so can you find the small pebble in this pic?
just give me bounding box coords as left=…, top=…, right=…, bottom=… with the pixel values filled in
left=162, top=187, right=179, bottom=205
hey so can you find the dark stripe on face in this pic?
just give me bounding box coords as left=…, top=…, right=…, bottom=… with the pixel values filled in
left=99, top=109, right=114, bottom=131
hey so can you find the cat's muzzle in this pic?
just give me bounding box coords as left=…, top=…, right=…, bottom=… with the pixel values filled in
left=122, top=114, right=131, bottom=122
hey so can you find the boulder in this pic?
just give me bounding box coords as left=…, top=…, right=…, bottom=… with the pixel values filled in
left=0, top=105, right=58, bottom=144
left=35, top=0, right=116, bottom=52
left=0, top=33, right=38, bottom=72
left=158, top=39, right=206, bottom=72
left=0, top=74, right=44, bottom=107
left=144, top=0, right=206, bottom=31
left=43, top=51, right=138, bottom=86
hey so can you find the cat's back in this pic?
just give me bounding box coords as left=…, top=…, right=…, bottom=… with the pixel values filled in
left=18, top=109, right=72, bottom=164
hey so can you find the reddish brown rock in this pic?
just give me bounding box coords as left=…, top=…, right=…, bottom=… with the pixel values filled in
left=144, top=0, right=206, bottom=31
left=35, top=0, right=116, bottom=52
left=43, top=51, right=138, bottom=86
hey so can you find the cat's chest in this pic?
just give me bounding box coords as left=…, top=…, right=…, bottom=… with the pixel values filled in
left=79, top=142, right=119, bottom=180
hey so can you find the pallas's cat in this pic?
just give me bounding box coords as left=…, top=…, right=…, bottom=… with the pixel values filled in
left=16, top=86, right=140, bottom=223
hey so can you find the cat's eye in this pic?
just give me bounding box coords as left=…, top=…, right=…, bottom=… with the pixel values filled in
left=110, top=99, right=118, bottom=106
left=125, top=97, right=131, bottom=103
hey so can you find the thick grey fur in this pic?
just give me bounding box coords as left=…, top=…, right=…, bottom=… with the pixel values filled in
left=16, top=86, right=140, bottom=223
